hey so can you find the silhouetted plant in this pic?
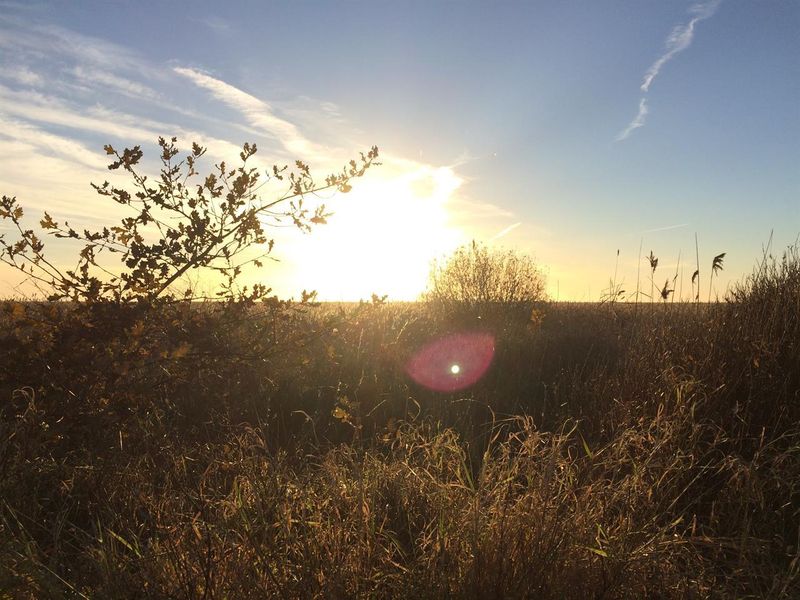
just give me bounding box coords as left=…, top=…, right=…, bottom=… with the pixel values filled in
left=694, top=232, right=701, bottom=303
left=424, top=240, right=546, bottom=328
left=647, top=250, right=658, bottom=302
left=659, top=278, right=673, bottom=301
left=708, top=252, right=726, bottom=301
left=0, top=137, right=379, bottom=303
left=600, top=249, right=626, bottom=304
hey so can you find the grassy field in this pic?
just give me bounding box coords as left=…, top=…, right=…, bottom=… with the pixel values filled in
left=1, top=247, right=799, bottom=598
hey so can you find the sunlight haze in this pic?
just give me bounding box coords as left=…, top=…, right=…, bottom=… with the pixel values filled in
left=0, top=1, right=798, bottom=301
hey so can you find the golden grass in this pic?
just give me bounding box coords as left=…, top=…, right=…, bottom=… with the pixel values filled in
left=1, top=246, right=799, bottom=598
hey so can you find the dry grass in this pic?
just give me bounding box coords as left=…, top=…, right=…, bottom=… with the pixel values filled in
left=1, top=246, right=799, bottom=598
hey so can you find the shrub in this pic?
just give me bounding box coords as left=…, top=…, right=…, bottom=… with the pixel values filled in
left=0, top=137, right=378, bottom=303
left=424, top=240, right=546, bottom=328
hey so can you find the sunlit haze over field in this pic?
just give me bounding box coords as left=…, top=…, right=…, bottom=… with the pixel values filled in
left=1, top=1, right=798, bottom=301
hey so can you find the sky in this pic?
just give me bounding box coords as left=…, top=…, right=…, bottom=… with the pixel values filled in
left=0, top=0, right=798, bottom=301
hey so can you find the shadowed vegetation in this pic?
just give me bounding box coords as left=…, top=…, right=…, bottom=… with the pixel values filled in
left=1, top=245, right=799, bottom=598
left=1, top=141, right=799, bottom=598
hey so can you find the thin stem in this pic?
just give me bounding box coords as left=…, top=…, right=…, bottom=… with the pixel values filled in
left=695, top=233, right=700, bottom=304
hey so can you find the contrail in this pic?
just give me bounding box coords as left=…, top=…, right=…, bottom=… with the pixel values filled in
left=642, top=223, right=689, bottom=234
left=491, top=222, right=521, bottom=241
left=641, top=0, right=722, bottom=93
left=616, top=98, right=649, bottom=141
left=615, top=0, right=722, bottom=142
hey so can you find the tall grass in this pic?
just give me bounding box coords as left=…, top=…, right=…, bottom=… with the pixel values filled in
left=1, top=246, right=799, bottom=598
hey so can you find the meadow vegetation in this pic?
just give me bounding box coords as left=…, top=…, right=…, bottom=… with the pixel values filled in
left=1, top=140, right=799, bottom=598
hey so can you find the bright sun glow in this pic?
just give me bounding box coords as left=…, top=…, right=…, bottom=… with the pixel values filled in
left=284, top=164, right=465, bottom=301
left=450, top=364, right=461, bottom=375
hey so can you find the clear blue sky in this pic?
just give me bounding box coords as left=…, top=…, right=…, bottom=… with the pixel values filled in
left=1, top=0, right=798, bottom=300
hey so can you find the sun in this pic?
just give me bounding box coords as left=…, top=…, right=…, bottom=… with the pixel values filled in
left=283, top=165, right=465, bottom=301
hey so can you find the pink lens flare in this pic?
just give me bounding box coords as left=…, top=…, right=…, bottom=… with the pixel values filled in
left=405, top=332, right=495, bottom=392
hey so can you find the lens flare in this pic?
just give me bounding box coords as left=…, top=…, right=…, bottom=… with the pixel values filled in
left=406, top=332, right=495, bottom=392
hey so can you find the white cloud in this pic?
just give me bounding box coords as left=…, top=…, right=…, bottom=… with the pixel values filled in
left=198, top=16, right=232, bottom=35
left=0, top=135, right=121, bottom=223
left=71, top=66, right=160, bottom=101
left=0, top=18, right=499, bottom=300
left=642, top=223, right=689, bottom=234
left=0, top=114, right=108, bottom=170
left=641, top=0, right=722, bottom=93
left=616, top=0, right=721, bottom=142
left=0, top=84, right=164, bottom=142
left=491, top=222, right=522, bottom=241
left=449, top=198, right=514, bottom=220
left=0, top=1, right=46, bottom=12
left=0, top=65, right=43, bottom=86
left=0, top=18, right=149, bottom=74
left=173, top=67, right=321, bottom=158
left=0, top=85, right=259, bottom=166
left=616, top=98, right=649, bottom=141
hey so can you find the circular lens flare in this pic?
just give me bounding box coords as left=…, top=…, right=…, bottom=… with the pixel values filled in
left=406, top=332, right=495, bottom=392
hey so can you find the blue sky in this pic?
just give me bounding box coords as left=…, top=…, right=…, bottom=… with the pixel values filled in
left=1, top=0, right=798, bottom=300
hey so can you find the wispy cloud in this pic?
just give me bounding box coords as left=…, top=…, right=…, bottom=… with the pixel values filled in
left=0, top=15, right=176, bottom=110
left=71, top=66, right=160, bottom=101
left=0, top=17, right=150, bottom=74
left=616, top=98, right=649, bottom=141
left=0, top=115, right=108, bottom=170
left=641, top=0, right=722, bottom=92
left=616, top=0, right=722, bottom=142
left=0, top=15, right=486, bottom=300
left=0, top=118, right=125, bottom=224
left=491, top=222, right=521, bottom=241
left=449, top=198, right=515, bottom=220
left=642, top=222, right=689, bottom=234
left=173, top=67, right=319, bottom=158
left=197, top=16, right=232, bottom=35
left=0, top=84, right=165, bottom=143
left=447, top=149, right=498, bottom=169
left=0, top=1, right=46, bottom=11
left=0, top=65, right=43, bottom=86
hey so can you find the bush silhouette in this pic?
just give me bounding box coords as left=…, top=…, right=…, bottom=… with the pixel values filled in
left=0, top=137, right=378, bottom=304
left=425, top=240, right=546, bottom=328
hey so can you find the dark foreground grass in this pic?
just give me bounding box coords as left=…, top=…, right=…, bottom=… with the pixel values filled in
left=1, top=247, right=799, bottom=598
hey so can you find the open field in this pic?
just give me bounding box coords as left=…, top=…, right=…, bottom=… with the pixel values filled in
left=1, top=2, right=798, bottom=597
left=1, top=247, right=798, bottom=598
